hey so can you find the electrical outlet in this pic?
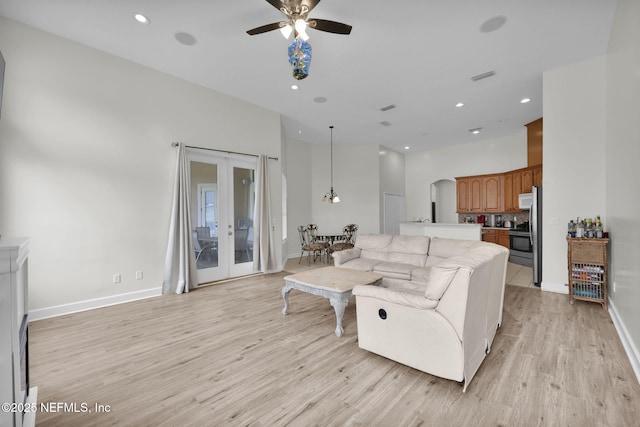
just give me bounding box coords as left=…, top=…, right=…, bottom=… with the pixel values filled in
left=113, top=274, right=121, bottom=284
left=136, top=271, right=143, bottom=280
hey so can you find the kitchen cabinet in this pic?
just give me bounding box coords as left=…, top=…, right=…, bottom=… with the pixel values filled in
left=481, top=229, right=497, bottom=244
left=567, top=238, right=608, bottom=310
left=456, top=174, right=501, bottom=213
left=526, top=118, right=543, bottom=167
left=482, top=175, right=502, bottom=212
left=469, top=176, right=483, bottom=212
left=497, top=230, right=510, bottom=248
left=456, top=176, right=483, bottom=212
left=481, top=228, right=510, bottom=249
left=456, top=178, right=470, bottom=212
left=521, top=168, right=533, bottom=193
left=503, top=171, right=520, bottom=212
left=533, top=165, right=542, bottom=187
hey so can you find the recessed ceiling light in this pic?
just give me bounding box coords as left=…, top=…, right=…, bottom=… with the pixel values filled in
left=313, top=97, right=327, bottom=103
left=380, top=104, right=396, bottom=112
left=455, top=102, right=465, bottom=108
left=291, top=85, right=299, bottom=90
left=380, top=121, right=392, bottom=127
left=520, top=98, right=531, bottom=104
left=134, top=13, right=150, bottom=24
left=404, top=146, right=410, bottom=150
left=469, top=127, right=482, bottom=134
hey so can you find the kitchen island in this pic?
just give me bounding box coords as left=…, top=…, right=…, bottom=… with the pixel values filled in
left=399, top=222, right=482, bottom=240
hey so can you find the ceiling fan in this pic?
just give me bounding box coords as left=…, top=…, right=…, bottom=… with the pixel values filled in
left=246, top=0, right=352, bottom=40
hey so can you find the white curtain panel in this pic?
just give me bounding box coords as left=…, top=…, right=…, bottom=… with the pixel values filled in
left=162, top=143, right=197, bottom=294
left=253, top=155, right=278, bottom=273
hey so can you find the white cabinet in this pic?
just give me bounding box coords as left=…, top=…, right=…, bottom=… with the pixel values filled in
left=1, top=237, right=35, bottom=427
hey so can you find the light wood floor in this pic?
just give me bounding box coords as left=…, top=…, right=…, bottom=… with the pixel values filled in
left=30, top=261, right=640, bottom=426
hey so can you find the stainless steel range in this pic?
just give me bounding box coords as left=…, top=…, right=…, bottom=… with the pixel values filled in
left=509, top=229, right=533, bottom=267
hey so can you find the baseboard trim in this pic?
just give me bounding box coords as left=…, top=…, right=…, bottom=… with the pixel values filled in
left=541, top=281, right=569, bottom=294
left=609, top=298, right=640, bottom=385
left=29, top=287, right=162, bottom=321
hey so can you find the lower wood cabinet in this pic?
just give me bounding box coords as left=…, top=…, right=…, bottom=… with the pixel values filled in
left=482, top=229, right=510, bottom=249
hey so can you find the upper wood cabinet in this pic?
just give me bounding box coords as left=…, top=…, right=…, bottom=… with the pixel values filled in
left=456, top=174, right=501, bottom=213
left=469, top=176, right=484, bottom=212
left=526, top=118, right=543, bottom=167
left=482, top=175, right=502, bottom=212
left=521, top=168, right=533, bottom=193
left=533, top=165, right=542, bottom=187
left=456, top=178, right=470, bottom=212
left=457, top=165, right=541, bottom=213
left=503, top=171, right=520, bottom=212
left=457, top=176, right=484, bottom=212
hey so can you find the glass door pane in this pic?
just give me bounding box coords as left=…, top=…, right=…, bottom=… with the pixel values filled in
left=191, top=162, right=219, bottom=272
left=233, top=166, right=255, bottom=265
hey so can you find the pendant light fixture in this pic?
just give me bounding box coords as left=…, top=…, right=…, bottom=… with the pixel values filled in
left=322, top=125, right=340, bottom=203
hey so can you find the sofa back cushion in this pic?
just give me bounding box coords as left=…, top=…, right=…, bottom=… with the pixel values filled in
left=425, top=237, right=478, bottom=266
left=357, top=234, right=430, bottom=267
left=424, top=266, right=460, bottom=300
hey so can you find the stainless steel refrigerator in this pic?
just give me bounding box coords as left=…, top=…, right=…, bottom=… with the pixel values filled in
left=529, top=186, right=543, bottom=286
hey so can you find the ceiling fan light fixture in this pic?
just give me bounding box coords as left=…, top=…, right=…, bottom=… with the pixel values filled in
left=294, top=18, right=307, bottom=32
left=280, top=24, right=293, bottom=39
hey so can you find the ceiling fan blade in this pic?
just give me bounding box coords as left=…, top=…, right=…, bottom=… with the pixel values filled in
left=308, top=18, right=352, bottom=35
left=265, top=0, right=289, bottom=15
left=246, top=22, right=285, bottom=35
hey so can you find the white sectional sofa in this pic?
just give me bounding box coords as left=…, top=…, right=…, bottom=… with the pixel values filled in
left=332, top=234, right=509, bottom=391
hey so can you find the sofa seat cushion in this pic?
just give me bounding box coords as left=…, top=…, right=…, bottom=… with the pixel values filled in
left=373, top=262, right=419, bottom=280
left=341, top=258, right=383, bottom=272
left=352, top=284, right=438, bottom=310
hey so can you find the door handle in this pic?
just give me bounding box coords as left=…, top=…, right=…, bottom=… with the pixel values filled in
left=228, top=231, right=233, bottom=236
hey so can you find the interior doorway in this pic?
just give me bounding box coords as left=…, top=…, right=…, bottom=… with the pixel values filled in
left=430, top=179, right=456, bottom=223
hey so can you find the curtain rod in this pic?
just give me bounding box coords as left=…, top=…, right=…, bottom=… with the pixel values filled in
left=171, top=142, right=278, bottom=161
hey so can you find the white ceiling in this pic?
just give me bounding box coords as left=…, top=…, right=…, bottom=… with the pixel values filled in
left=0, top=0, right=617, bottom=152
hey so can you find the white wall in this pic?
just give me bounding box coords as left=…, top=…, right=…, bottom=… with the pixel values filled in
left=284, top=139, right=312, bottom=258
left=311, top=142, right=380, bottom=235
left=0, top=17, right=283, bottom=311
left=405, top=130, right=527, bottom=222
left=542, top=56, right=607, bottom=293
left=379, top=146, right=406, bottom=232
left=605, top=0, right=640, bottom=377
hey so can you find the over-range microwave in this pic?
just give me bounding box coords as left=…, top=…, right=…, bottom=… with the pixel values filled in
left=518, top=193, right=533, bottom=210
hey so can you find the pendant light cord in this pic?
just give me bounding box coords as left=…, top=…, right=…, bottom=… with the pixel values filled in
left=330, top=125, right=334, bottom=190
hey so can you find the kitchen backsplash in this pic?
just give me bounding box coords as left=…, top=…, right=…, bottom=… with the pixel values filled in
left=458, top=212, right=530, bottom=226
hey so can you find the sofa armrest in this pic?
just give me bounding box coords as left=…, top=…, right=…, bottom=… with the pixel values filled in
left=332, top=247, right=361, bottom=266
left=353, top=285, right=438, bottom=310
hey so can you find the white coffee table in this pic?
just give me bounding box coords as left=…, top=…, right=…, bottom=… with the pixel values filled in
left=282, top=266, right=383, bottom=337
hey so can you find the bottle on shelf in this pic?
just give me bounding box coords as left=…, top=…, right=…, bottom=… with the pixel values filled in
left=576, top=217, right=584, bottom=238
left=568, top=220, right=575, bottom=237
left=595, top=215, right=603, bottom=238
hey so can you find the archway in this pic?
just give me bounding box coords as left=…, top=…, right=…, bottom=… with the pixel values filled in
left=430, top=179, right=456, bottom=223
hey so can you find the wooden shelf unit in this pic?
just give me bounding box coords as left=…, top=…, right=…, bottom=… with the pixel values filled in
left=567, top=237, right=609, bottom=310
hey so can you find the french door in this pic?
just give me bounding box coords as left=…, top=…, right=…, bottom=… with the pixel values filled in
left=188, top=149, right=257, bottom=284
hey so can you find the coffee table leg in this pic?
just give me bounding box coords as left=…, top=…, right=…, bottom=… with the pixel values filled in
left=329, top=298, right=348, bottom=337
left=282, top=284, right=293, bottom=315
